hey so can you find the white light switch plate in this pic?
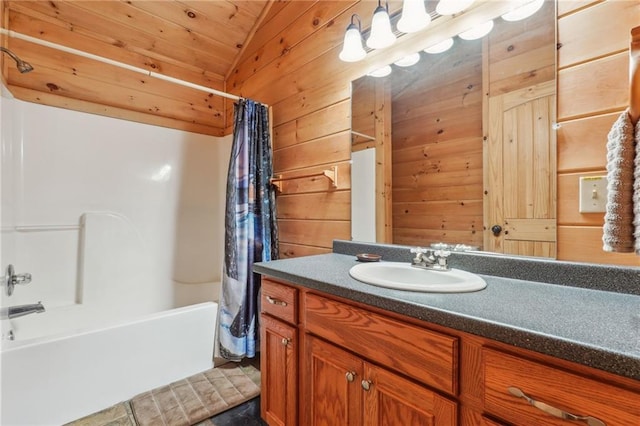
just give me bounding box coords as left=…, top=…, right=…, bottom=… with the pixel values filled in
left=579, top=176, right=608, bottom=213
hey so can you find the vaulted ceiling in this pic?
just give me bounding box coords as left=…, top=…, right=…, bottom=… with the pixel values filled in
left=1, top=0, right=273, bottom=135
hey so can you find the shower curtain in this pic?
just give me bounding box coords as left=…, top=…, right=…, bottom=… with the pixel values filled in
left=218, top=99, right=278, bottom=361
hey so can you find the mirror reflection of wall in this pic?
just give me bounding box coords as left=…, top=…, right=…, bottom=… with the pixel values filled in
left=351, top=76, right=393, bottom=243
left=350, top=0, right=556, bottom=256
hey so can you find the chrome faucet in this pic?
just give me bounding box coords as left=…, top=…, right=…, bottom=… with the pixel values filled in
left=410, top=247, right=451, bottom=271
left=4, top=264, right=32, bottom=296
left=0, top=302, right=45, bottom=319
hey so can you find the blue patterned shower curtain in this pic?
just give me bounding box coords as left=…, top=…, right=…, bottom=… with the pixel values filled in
left=218, top=99, right=278, bottom=361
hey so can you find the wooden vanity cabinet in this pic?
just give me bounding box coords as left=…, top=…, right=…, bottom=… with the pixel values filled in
left=260, top=279, right=298, bottom=426
left=304, top=324, right=457, bottom=426
left=259, top=277, right=640, bottom=426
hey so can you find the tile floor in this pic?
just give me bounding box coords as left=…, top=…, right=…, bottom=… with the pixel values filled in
left=197, top=397, right=266, bottom=426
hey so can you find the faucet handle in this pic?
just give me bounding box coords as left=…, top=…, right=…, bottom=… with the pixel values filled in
left=410, top=247, right=428, bottom=263
left=5, top=265, right=32, bottom=296
left=434, top=249, right=451, bottom=258
left=13, top=273, right=32, bottom=285
left=410, top=247, right=428, bottom=254
left=433, top=250, right=451, bottom=269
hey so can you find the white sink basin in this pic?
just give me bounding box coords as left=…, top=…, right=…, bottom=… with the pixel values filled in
left=349, top=262, right=487, bottom=293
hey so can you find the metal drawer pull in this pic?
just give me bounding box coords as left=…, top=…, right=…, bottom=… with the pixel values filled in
left=508, top=387, right=605, bottom=426
left=361, top=380, right=372, bottom=391
left=266, top=296, right=287, bottom=307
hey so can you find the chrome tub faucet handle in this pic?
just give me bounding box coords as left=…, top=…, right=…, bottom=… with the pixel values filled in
left=4, top=264, right=32, bottom=296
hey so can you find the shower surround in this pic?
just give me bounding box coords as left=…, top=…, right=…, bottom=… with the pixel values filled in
left=0, top=88, right=231, bottom=423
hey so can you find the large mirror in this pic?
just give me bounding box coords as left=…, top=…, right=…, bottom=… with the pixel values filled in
left=351, top=0, right=557, bottom=259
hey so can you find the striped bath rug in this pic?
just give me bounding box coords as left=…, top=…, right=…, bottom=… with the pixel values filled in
left=130, top=358, right=261, bottom=426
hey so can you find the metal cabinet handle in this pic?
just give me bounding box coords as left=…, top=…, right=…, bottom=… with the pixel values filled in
left=345, top=371, right=356, bottom=382
left=281, top=338, right=290, bottom=346
left=361, top=380, right=372, bottom=391
left=508, top=387, right=606, bottom=426
left=266, top=296, right=287, bottom=307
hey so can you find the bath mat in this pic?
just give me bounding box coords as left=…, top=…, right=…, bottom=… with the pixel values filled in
left=130, top=358, right=261, bottom=426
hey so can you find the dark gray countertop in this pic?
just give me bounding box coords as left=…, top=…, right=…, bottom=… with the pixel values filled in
left=254, top=242, right=640, bottom=381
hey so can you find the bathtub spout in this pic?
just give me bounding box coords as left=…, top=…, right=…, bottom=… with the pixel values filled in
left=0, top=302, right=45, bottom=319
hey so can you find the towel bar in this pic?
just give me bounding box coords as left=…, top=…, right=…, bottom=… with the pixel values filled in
left=270, top=166, right=338, bottom=192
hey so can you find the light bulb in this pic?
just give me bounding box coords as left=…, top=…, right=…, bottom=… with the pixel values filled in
left=397, top=0, right=431, bottom=33
left=435, top=0, right=475, bottom=16
left=394, top=53, right=421, bottom=67
left=501, top=0, right=544, bottom=22
left=339, top=23, right=366, bottom=62
left=458, top=20, right=494, bottom=40
left=368, top=65, right=392, bottom=77
left=366, top=4, right=396, bottom=49
left=424, top=38, right=454, bottom=54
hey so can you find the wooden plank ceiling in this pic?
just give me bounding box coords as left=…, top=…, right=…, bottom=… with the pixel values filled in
left=1, top=0, right=271, bottom=136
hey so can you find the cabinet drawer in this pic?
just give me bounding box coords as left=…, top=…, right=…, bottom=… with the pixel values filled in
left=482, top=348, right=640, bottom=426
left=304, top=292, right=458, bottom=395
left=261, top=279, right=297, bottom=324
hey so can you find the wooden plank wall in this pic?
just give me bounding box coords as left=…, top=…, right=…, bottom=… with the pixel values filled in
left=228, top=0, right=405, bottom=258
left=391, top=39, right=484, bottom=247
left=4, top=0, right=638, bottom=266
left=486, top=1, right=556, bottom=96
left=1, top=0, right=236, bottom=136
left=389, top=1, right=554, bottom=249
left=557, top=0, right=640, bottom=266
left=232, top=0, right=639, bottom=264
left=351, top=76, right=377, bottom=150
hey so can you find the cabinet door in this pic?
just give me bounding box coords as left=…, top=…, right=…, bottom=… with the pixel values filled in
left=362, top=363, right=457, bottom=426
left=305, top=335, right=363, bottom=426
left=261, top=314, right=297, bottom=426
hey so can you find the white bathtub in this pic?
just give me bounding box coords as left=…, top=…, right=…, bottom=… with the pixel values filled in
left=0, top=301, right=218, bottom=426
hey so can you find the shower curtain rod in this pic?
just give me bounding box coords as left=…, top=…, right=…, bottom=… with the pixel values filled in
left=0, top=28, right=261, bottom=104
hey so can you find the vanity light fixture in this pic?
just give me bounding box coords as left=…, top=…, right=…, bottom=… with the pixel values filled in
left=397, top=0, right=431, bottom=33
left=435, top=0, right=475, bottom=16
left=424, top=37, right=454, bottom=54
left=501, top=0, right=544, bottom=22
left=339, top=14, right=367, bottom=62
left=394, top=52, right=421, bottom=67
left=339, top=0, right=542, bottom=64
left=366, top=0, right=396, bottom=50
left=458, top=19, right=494, bottom=40
left=368, top=65, right=392, bottom=77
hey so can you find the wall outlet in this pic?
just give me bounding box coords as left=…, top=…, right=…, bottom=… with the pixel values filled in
left=579, top=176, right=608, bottom=213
